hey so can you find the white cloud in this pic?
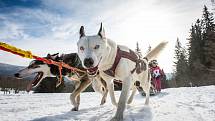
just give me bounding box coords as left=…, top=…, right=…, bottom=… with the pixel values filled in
left=0, top=21, right=27, bottom=41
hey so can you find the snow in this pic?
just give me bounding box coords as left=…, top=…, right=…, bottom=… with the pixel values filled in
left=0, top=86, right=215, bottom=121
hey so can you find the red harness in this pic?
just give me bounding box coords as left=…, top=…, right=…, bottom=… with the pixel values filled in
left=104, top=46, right=147, bottom=77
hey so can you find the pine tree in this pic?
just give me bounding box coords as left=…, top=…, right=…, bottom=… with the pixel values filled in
left=175, top=37, right=182, bottom=62
left=187, top=5, right=215, bottom=86
left=202, top=5, right=215, bottom=69
left=135, top=42, right=142, bottom=57
left=187, top=19, right=207, bottom=86
left=174, top=38, right=189, bottom=87
left=202, top=6, right=215, bottom=32
left=188, top=20, right=203, bottom=68
left=147, top=45, right=151, bottom=53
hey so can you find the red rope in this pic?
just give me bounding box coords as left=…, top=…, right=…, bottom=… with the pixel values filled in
left=33, top=56, right=86, bottom=87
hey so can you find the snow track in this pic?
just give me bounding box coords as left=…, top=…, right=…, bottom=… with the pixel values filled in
left=0, top=86, right=214, bottom=121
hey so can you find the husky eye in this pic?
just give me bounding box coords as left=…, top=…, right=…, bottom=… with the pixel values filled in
left=94, top=45, right=100, bottom=49
left=80, top=46, right=84, bottom=51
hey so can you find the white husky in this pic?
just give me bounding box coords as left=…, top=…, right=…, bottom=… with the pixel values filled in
left=77, top=23, right=167, bottom=121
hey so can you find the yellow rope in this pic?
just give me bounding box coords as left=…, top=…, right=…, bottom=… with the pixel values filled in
left=0, top=42, right=34, bottom=59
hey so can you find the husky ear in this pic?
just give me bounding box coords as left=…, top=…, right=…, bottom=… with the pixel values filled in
left=52, top=53, right=59, bottom=57
left=98, top=23, right=105, bottom=38
left=47, top=53, right=59, bottom=60
left=79, top=26, right=85, bottom=38
left=51, top=53, right=59, bottom=60
left=47, top=53, right=51, bottom=58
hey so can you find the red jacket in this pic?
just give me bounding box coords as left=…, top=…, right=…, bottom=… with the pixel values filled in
left=150, top=66, right=163, bottom=79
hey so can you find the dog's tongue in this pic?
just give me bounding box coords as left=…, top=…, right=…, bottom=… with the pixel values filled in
left=26, top=80, right=33, bottom=92
left=88, top=66, right=98, bottom=73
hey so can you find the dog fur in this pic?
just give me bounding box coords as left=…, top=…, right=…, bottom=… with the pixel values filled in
left=77, top=23, right=167, bottom=121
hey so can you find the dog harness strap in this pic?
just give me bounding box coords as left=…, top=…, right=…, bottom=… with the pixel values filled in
left=104, top=47, right=121, bottom=77
left=56, top=62, right=63, bottom=87
left=104, top=46, right=141, bottom=77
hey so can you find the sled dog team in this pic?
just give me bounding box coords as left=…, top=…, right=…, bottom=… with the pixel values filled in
left=15, top=23, right=167, bottom=121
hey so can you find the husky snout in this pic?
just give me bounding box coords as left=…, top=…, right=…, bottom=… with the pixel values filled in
left=84, top=57, right=94, bottom=68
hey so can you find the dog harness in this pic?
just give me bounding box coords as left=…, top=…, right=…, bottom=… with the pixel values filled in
left=103, top=46, right=147, bottom=77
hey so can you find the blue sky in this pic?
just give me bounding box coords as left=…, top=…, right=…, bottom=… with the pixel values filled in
left=0, top=0, right=213, bottom=72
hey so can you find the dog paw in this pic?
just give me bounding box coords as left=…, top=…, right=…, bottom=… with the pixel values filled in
left=145, top=98, right=149, bottom=105
left=110, top=113, right=124, bottom=121
left=71, top=107, right=78, bottom=111
left=100, top=100, right=106, bottom=105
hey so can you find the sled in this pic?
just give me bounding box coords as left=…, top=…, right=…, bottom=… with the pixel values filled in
left=137, top=85, right=160, bottom=96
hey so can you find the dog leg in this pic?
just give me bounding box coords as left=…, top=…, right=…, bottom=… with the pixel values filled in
left=70, top=78, right=92, bottom=111
left=100, top=87, right=108, bottom=105
left=70, top=93, right=77, bottom=111
left=143, top=84, right=150, bottom=105
left=127, top=84, right=137, bottom=104
left=141, top=71, right=151, bottom=105
left=70, top=93, right=79, bottom=111
left=100, top=78, right=108, bottom=105
left=91, top=76, right=108, bottom=105
left=70, top=94, right=81, bottom=111
left=76, top=94, right=80, bottom=107
left=111, top=76, right=132, bottom=121
left=106, top=80, right=117, bottom=106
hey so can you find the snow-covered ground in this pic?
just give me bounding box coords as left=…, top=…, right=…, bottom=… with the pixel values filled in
left=0, top=86, right=215, bottom=121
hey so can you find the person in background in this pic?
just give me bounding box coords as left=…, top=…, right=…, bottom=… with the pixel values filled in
left=149, top=60, right=164, bottom=92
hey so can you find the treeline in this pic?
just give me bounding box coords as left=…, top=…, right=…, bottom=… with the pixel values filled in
left=0, top=75, right=29, bottom=93
left=174, top=6, right=215, bottom=87
left=0, top=75, right=96, bottom=93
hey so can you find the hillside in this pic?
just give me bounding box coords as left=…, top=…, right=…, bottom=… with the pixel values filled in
left=0, top=86, right=214, bottom=121
left=0, top=63, right=24, bottom=76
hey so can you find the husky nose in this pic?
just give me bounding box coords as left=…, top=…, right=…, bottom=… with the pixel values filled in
left=14, top=73, right=20, bottom=77
left=84, top=58, right=94, bottom=68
